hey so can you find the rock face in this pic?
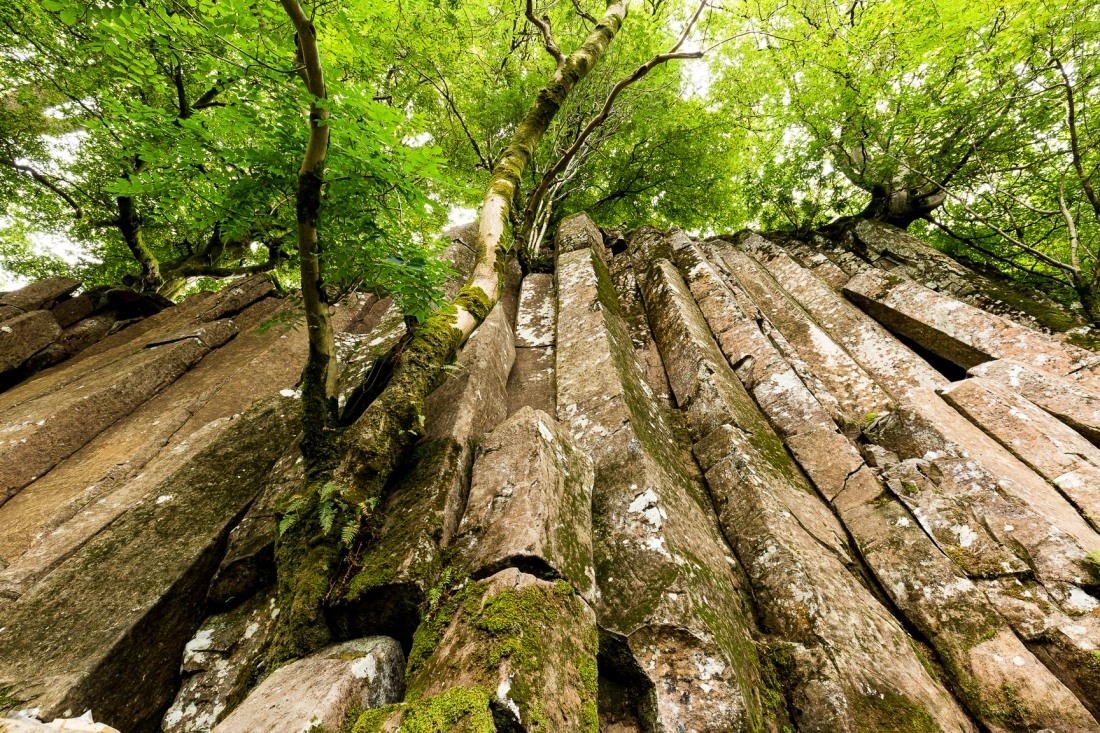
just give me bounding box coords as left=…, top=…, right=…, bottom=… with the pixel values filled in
left=211, top=637, right=404, bottom=733
left=3, top=218, right=1100, bottom=733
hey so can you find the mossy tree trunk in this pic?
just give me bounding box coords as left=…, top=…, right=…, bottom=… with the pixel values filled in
left=268, top=0, right=632, bottom=666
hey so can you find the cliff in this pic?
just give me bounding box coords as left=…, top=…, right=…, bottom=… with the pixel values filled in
left=0, top=217, right=1098, bottom=733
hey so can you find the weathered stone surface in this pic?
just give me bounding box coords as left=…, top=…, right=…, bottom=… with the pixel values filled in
left=845, top=267, right=1100, bottom=381
left=737, top=240, right=949, bottom=399
left=342, top=300, right=515, bottom=639
left=877, top=390, right=1100, bottom=585
left=382, top=568, right=598, bottom=733
left=514, top=274, right=555, bottom=348
left=213, top=637, right=404, bottom=733
left=0, top=278, right=80, bottom=312
left=970, top=358, right=1100, bottom=445
left=507, top=274, right=557, bottom=416
left=834, top=469, right=1100, bottom=733
left=0, top=304, right=24, bottom=322
left=662, top=230, right=1097, bottom=733
left=0, top=714, right=119, bottom=733
left=49, top=294, right=96, bottom=329
left=941, top=377, right=1100, bottom=532
left=702, top=239, right=892, bottom=427
left=506, top=345, right=556, bottom=416
left=0, top=415, right=228, bottom=598
left=0, top=397, right=299, bottom=732
left=631, top=231, right=972, bottom=733
left=556, top=244, right=772, bottom=732
left=456, top=407, right=595, bottom=597
left=0, top=311, right=61, bottom=374
left=0, top=336, right=217, bottom=506
left=197, top=276, right=275, bottom=322
left=555, top=211, right=605, bottom=257
left=162, top=589, right=280, bottom=733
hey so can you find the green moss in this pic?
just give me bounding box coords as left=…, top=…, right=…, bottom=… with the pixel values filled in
left=350, top=688, right=497, bottom=733
left=1087, top=550, right=1100, bottom=577
left=405, top=579, right=483, bottom=691
left=0, top=684, right=22, bottom=712
left=907, top=637, right=939, bottom=682
left=401, top=687, right=496, bottom=733
left=848, top=686, right=943, bottom=733
left=454, top=286, right=494, bottom=323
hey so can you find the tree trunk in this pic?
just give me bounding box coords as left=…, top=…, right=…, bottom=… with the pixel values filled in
left=280, top=0, right=339, bottom=475
left=267, top=0, right=631, bottom=667
left=116, top=190, right=162, bottom=292
left=860, top=182, right=947, bottom=229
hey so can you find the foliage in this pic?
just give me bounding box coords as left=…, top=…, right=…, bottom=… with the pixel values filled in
left=0, top=0, right=451, bottom=319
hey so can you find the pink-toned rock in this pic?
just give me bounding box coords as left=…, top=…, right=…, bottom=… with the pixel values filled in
left=844, top=267, right=1100, bottom=382
left=554, top=211, right=605, bottom=257
left=706, top=240, right=893, bottom=426
left=0, top=398, right=299, bottom=732
left=556, top=243, right=770, bottom=731
left=456, top=407, right=594, bottom=597
left=212, top=637, right=404, bottom=733
left=739, top=241, right=948, bottom=399
left=630, top=231, right=973, bottom=733
left=941, top=377, right=1100, bottom=533
left=878, top=390, right=1100, bottom=585
left=0, top=336, right=217, bottom=506
left=970, top=358, right=1100, bottom=445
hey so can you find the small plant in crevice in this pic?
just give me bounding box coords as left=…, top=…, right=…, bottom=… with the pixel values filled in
left=279, top=482, right=379, bottom=549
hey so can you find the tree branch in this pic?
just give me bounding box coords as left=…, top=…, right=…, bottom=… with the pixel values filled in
left=526, top=0, right=565, bottom=67
left=0, top=157, right=84, bottom=218
left=521, top=0, right=708, bottom=248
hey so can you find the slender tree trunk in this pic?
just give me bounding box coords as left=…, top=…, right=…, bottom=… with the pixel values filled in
left=1072, top=270, right=1100, bottom=325
left=268, top=0, right=631, bottom=666
left=280, top=0, right=339, bottom=474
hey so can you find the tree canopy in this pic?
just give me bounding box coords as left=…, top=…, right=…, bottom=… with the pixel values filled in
left=1, top=0, right=1098, bottom=319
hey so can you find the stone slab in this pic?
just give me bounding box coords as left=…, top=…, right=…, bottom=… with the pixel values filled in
left=0, top=397, right=299, bottom=732
left=211, top=637, right=403, bottom=733
left=0, top=311, right=61, bottom=373
left=0, top=278, right=80, bottom=312
left=456, top=407, right=595, bottom=597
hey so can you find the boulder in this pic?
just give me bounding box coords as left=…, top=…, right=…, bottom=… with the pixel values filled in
left=0, top=397, right=299, bottom=732
left=212, top=637, right=404, bottom=733
left=0, top=311, right=61, bottom=374
left=162, top=590, right=280, bottom=733
left=369, top=568, right=597, bottom=733
left=0, top=278, right=80, bottom=312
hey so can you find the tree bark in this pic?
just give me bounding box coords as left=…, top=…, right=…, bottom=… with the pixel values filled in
left=859, top=182, right=947, bottom=229
left=268, top=0, right=631, bottom=666
left=280, top=0, right=340, bottom=474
